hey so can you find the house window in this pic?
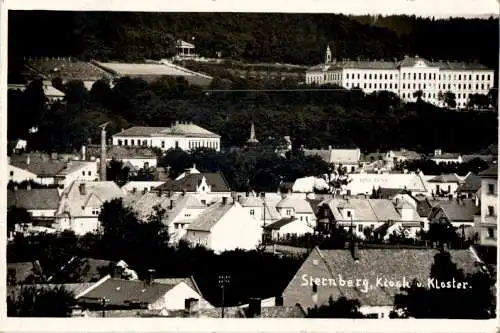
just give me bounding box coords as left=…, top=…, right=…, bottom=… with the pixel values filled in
left=358, top=224, right=363, bottom=232
left=131, top=139, right=135, bottom=146
left=88, top=171, right=91, bottom=176
left=124, top=139, right=128, bottom=146
left=250, top=209, right=255, bottom=216
left=10, top=171, right=13, bottom=176
left=161, top=141, right=165, bottom=148
left=144, top=162, right=149, bottom=169
left=488, top=206, right=495, bottom=216
left=118, top=140, right=123, bottom=146
left=488, top=228, right=494, bottom=238
left=286, top=209, right=291, bottom=216
left=143, top=140, right=147, bottom=146
left=306, top=216, right=309, bottom=222
left=347, top=211, right=351, bottom=217
left=488, top=184, right=495, bottom=194
left=300, top=216, right=303, bottom=221
left=82, top=171, right=85, bottom=176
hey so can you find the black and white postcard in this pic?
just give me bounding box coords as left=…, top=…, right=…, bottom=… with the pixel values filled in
left=1, top=0, right=498, bottom=332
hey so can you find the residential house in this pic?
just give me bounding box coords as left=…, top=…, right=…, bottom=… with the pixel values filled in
left=7, top=186, right=60, bottom=232
left=122, top=181, right=166, bottom=194
left=263, top=217, right=315, bottom=241
left=428, top=199, right=479, bottom=238
left=317, top=198, right=422, bottom=240
left=54, top=160, right=99, bottom=189
left=282, top=246, right=483, bottom=318
left=127, top=191, right=208, bottom=242
left=238, top=193, right=281, bottom=228
left=77, top=274, right=212, bottom=312
left=86, top=145, right=158, bottom=170
left=275, top=196, right=317, bottom=228
left=457, top=173, right=482, bottom=199
left=424, top=173, right=463, bottom=198
left=184, top=198, right=263, bottom=253
left=473, top=166, right=498, bottom=247
left=303, top=146, right=361, bottom=173
left=430, top=149, right=463, bottom=164
left=111, top=122, right=221, bottom=152
left=8, top=82, right=65, bottom=104
left=385, top=149, right=421, bottom=168
left=155, top=172, right=231, bottom=203
left=345, top=172, right=428, bottom=197
left=153, top=276, right=213, bottom=310
left=54, top=181, right=125, bottom=235
left=9, top=154, right=67, bottom=186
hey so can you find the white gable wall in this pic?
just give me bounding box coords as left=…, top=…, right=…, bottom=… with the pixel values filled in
left=150, top=282, right=213, bottom=310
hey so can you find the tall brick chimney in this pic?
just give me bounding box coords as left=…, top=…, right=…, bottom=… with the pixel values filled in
left=99, top=122, right=109, bottom=181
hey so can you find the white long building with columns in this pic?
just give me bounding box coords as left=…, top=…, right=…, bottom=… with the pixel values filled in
left=112, top=121, right=221, bottom=152
left=305, top=45, right=495, bottom=108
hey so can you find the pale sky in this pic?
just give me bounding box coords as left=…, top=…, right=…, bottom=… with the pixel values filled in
left=4, top=0, right=499, bottom=18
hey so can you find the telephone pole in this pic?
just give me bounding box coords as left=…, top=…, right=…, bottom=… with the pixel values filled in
left=217, top=274, right=231, bottom=318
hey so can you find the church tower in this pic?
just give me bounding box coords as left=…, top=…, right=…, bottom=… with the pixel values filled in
left=247, top=121, right=259, bottom=145
left=325, top=44, right=332, bottom=64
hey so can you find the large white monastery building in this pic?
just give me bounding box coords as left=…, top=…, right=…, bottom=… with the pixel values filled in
left=112, top=121, right=221, bottom=152
left=305, top=45, right=495, bottom=108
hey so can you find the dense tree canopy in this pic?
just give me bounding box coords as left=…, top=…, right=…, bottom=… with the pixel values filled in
left=9, top=12, right=499, bottom=74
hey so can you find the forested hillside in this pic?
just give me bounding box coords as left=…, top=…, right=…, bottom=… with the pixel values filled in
left=9, top=12, right=499, bottom=70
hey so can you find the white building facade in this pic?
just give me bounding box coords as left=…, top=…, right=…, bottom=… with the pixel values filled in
left=306, top=45, right=495, bottom=108
left=112, top=122, right=221, bottom=152
left=474, top=167, right=498, bottom=247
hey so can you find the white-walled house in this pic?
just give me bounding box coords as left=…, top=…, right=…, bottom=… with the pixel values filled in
left=54, top=181, right=125, bottom=235
left=473, top=166, right=498, bottom=246
left=238, top=194, right=282, bottom=227
left=275, top=196, right=317, bottom=228
left=112, top=122, right=221, bottom=152
left=345, top=172, right=428, bottom=197
left=424, top=173, right=463, bottom=198
left=55, top=160, right=99, bottom=189
left=430, top=149, right=463, bottom=164
left=263, top=217, right=315, bottom=240
left=8, top=155, right=67, bottom=186
left=184, top=199, right=263, bottom=253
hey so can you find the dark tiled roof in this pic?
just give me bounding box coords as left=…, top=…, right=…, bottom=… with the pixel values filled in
left=78, top=278, right=175, bottom=307
left=264, top=218, right=295, bottom=230
left=457, top=174, right=482, bottom=193
left=306, top=199, right=323, bottom=216
left=398, top=56, right=436, bottom=68
left=157, top=173, right=231, bottom=193
left=479, top=166, right=498, bottom=178
left=283, top=247, right=482, bottom=309
left=432, top=61, right=491, bottom=71
left=26, top=58, right=112, bottom=81
left=186, top=202, right=233, bottom=231
left=434, top=200, right=479, bottom=222
left=414, top=197, right=434, bottom=218
left=10, top=158, right=67, bottom=177
left=7, top=188, right=60, bottom=210
left=376, top=188, right=405, bottom=199
left=113, top=127, right=168, bottom=137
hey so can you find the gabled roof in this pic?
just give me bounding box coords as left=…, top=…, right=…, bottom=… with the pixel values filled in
left=157, top=173, right=231, bottom=193
left=283, top=247, right=482, bottom=309
left=330, top=148, right=361, bottom=164
left=57, top=161, right=97, bottom=176
left=176, top=40, right=195, bottom=48
left=264, top=217, right=295, bottom=230
left=433, top=61, right=492, bottom=71
left=57, top=181, right=125, bottom=216
left=153, top=276, right=202, bottom=296
left=326, top=198, right=402, bottom=222
left=113, top=127, right=169, bottom=137
left=276, top=197, right=314, bottom=214
left=457, top=173, right=482, bottom=193
left=397, top=56, right=436, bottom=68
left=428, top=174, right=462, bottom=183
left=186, top=202, right=234, bottom=232
left=78, top=278, right=176, bottom=307
left=306, top=198, right=323, bottom=216
left=376, top=187, right=405, bottom=199
left=346, top=173, right=428, bottom=194
left=10, top=155, right=67, bottom=177
left=8, top=188, right=60, bottom=210
left=303, top=149, right=330, bottom=163
left=432, top=200, right=479, bottom=222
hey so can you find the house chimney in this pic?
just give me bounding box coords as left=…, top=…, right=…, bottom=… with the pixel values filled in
left=222, top=196, right=228, bottom=205
left=76, top=183, right=87, bottom=196
left=100, top=124, right=107, bottom=181
left=26, top=183, right=31, bottom=191
left=146, top=269, right=155, bottom=284
left=13, top=185, right=18, bottom=191
left=237, top=195, right=242, bottom=203
left=26, top=156, right=30, bottom=165
left=169, top=199, right=174, bottom=210
left=184, top=298, right=199, bottom=316
left=248, top=298, right=262, bottom=318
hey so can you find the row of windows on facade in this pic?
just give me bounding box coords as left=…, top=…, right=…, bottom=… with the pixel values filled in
left=401, top=91, right=479, bottom=101
left=250, top=208, right=310, bottom=221
left=314, top=72, right=492, bottom=82
left=117, top=139, right=219, bottom=150
left=9, top=170, right=92, bottom=177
